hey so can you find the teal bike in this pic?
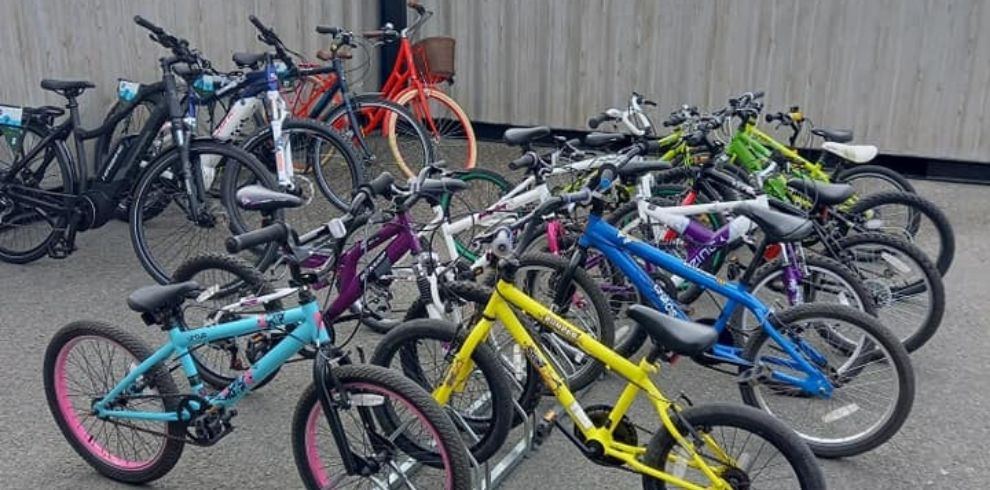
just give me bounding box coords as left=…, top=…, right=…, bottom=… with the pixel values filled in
left=42, top=180, right=470, bottom=488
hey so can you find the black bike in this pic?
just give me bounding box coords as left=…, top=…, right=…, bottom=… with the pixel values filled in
left=0, top=17, right=278, bottom=279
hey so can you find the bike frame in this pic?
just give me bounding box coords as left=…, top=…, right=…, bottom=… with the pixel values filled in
left=92, top=297, right=327, bottom=422
left=435, top=278, right=733, bottom=489
left=576, top=213, right=832, bottom=395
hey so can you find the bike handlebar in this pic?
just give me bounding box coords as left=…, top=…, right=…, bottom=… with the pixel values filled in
left=588, top=112, right=613, bottom=129
left=508, top=152, right=537, bottom=170
left=226, top=223, right=288, bottom=254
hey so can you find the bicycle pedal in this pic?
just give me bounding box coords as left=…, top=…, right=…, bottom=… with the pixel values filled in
left=735, top=365, right=771, bottom=385
left=533, top=410, right=557, bottom=446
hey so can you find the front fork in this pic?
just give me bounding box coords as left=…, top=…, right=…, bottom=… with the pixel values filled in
left=267, top=90, right=295, bottom=190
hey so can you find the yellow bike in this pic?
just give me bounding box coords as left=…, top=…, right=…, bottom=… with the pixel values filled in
left=372, top=218, right=826, bottom=489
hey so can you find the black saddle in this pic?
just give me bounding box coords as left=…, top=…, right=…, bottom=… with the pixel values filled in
left=40, top=79, right=95, bottom=95
left=25, top=105, right=65, bottom=118
left=626, top=305, right=718, bottom=356
left=617, top=159, right=672, bottom=180
left=233, top=52, right=266, bottom=68
left=810, top=127, right=853, bottom=143
left=733, top=203, right=814, bottom=243
left=787, top=179, right=855, bottom=207
left=235, top=185, right=304, bottom=213
left=127, top=281, right=201, bottom=314
left=583, top=132, right=628, bottom=148
left=504, top=126, right=550, bottom=146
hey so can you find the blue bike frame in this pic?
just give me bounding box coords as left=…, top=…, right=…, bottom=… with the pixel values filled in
left=578, top=214, right=833, bottom=397
left=92, top=298, right=328, bottom=422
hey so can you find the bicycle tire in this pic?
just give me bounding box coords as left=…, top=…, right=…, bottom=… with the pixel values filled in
left=129, top=139, right=281, bottom=284
left=833, top=232, right=945, bottom=352
left=738, top=303, right=915, bottom=458
left=291, top=364, right=472, bottom=489
left=0, top=119, right=75, bottom=263
left=438, top=167, right=513, bottom=262
left=641, top=403, right=826, bottom=490
left=848, top=190, right=954, bottom=276
left=402, top=279, right=544, bottom=424
left=43, top=320, right=185, bottom=483
left=322, top=94, right=434, bottom=180
left=391, top=87, right=476, bottom=176
left=833, top=164, right=916, bottom=196
left=369, top=318, right=514, bottom=464
left=736, top=253, right=878, bottom=343
left=239, top=118, right=363, bottom=241
left=172, top=253, right=283, bottom=390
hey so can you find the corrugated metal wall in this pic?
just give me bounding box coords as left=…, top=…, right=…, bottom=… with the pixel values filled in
left=2, top=0, right=987, bottom=162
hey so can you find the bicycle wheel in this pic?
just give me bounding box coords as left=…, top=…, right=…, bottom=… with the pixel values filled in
left=402, top=280, right=544, bottom=424
left=239, top=118, right=363, bottom=232
left=292, top=364, right=472, bottom=490
left=739, top=303, right=915, bottom=458
left=392, top=87, right=476, bottom=176
left=513, top=252, right=615, bottom=392
left=737, top=253, right=877, bottom=341
left=848, top=190, right=954, bottom=275
left=437, top=167, right=513, bottom=262
left=0, top=119, right=75, bottom=263
left=834, top=232, right=945, bottom=352
left=369, top=318, right=514, bottom=463
left=43, top=321, right=185, bottom=483
left=130, top=140, right=281, bottom=284
left=641, top=403, right=825, bottom=490
left=323, top=94, right=433, bottom=180
left=172, top=253, right=283, bottom=390
left=833, top=164, right=916, bottom=197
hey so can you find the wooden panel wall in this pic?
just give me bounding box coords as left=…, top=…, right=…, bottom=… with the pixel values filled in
left=2, top=0, right=987, bottom=161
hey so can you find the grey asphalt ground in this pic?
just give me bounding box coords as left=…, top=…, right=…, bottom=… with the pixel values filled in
left=1, top=143, right=988, bottom=489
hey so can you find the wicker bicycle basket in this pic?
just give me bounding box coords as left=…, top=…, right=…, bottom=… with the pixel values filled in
left=412, top=36, right=456, bottom=83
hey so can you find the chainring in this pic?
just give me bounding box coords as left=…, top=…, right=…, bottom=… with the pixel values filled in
left=573, top=404, right=638, bottom=466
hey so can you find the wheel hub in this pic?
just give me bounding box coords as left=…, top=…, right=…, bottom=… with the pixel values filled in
left=863, top=278, right=893, bottom=307
left=720, top=467, right=751, bottom=490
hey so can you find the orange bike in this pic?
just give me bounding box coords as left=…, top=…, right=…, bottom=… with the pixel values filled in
left=359, top=1, right=477, bottom=176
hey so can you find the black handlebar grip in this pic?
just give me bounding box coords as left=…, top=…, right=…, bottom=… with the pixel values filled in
left=367, top=171, right=395, bottom=196
left=315, top=25, right=339, bottom=35
left=508, top=153, right=536, bottom=170
left=134, top=16, right=162, bottom=34
left=408, top=1, right=427, bottom=14
left=226, top=223, right=287, bottom=253
left=588, top=112, right=612, bottom=129
left=249, top=15, right=268, bottom=32
left=531, top=196, right=565, bottom=218
left=753, top=90, right=766, bottom=100
left=640, top=140, right=663, bottom=154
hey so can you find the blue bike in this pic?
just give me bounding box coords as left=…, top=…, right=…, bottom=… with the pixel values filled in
left=515, top=141, right=914, bottom=458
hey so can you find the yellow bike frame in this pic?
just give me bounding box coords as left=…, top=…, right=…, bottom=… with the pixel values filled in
left=738, top=121, right=831, bottom=181
left=434, top=277, right=735, bottom=490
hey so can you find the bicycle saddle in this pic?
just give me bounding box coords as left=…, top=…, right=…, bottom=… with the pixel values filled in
left=810, top=127, right=853, bottom=143
left=616, top=159, right=672, bottom=180
left=235, top=185, right=304, bottom=213
left=40, top=79, right=95, bottom=94
left=503, top=126, right=550, bottom=146
left=25, top=106, right=65, bottom=118
left=127, top=281, right=201, bottom=314
left=733, top=203, right=814, bottom=243
left=583, top=132, right=627, bottom=148
left=786, top=179, right=855, bottom=206
left=232, top=52, right=266, bottom=68
left=626, top=305, right=718, bottom=356
left=821, top=142, right=878, bottom=163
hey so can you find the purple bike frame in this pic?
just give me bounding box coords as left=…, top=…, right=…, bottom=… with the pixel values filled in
left=301, top=211, right=423, bottom=323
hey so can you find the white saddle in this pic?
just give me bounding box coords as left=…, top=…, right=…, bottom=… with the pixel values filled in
left=821, top=142, right=878, bottom=163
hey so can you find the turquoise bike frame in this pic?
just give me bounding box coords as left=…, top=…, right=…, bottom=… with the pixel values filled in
left=92, top=297, right=327, bottom=422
